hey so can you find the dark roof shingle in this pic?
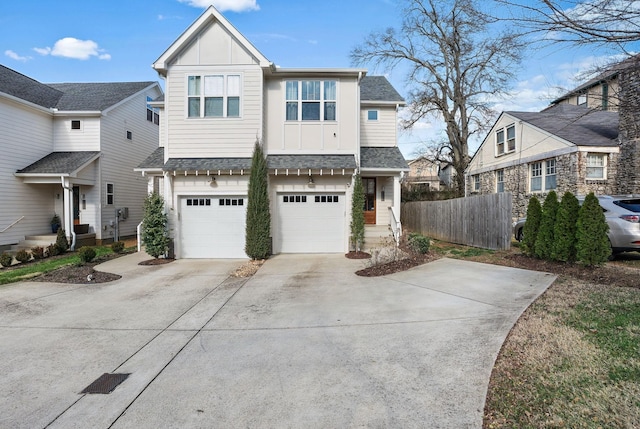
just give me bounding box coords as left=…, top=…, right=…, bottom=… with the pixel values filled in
left=137, top=147, right=165, bottom=169
left=48, top=82, right=155, bottom=111
left=360, top=76, right=405, bottom=103
left=360, top=147, right=409, bottom=170
left=0, top=65, right=63, bottom=108
left=16, top=151, right=100, bottom=174
left=163, top=158, right=253, bottom=171
left=267, top=154, right=356, bottom=170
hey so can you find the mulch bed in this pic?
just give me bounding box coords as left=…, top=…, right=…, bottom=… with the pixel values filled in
left=354, top=252, right=438, bottom=277
left=139, top=258, right=175, bottom=266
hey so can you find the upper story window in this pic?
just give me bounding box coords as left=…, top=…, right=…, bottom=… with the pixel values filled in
left=146, top=96, right=160, bottom=125
left=586, top=153, right=606, bottom=179
left=530, top=159, right=556, bottom=192
left=71, top=120, right=82, bottom=130
left=495, top=123, right=515, bottom=156
left=188, top=74, right=241, bottom=118
left=577, top=92, right=587, bottom=106
left=601, top=83, right=609, bottom=110
left=367, top=110, right=378, bottom=121
left=286, top=80, right=336, bottom=121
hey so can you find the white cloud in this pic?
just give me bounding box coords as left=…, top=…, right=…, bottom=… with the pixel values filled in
left=33, top=37, right=110, bottom=61
left=4, top=50, right=31, bottom=62
left=178, top=0, right=259, bottom=12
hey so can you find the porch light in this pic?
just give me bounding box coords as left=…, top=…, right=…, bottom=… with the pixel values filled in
left=208, top=176, right=216, bottom=185
left=308, top=175, right=315, bottom=186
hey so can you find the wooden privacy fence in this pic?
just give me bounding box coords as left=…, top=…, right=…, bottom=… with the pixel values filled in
left=401, top=193, right=512, bottom=250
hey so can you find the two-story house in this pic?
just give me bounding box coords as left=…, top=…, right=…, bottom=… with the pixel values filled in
left=405, top=157, right=441, bottom=191
left=136, top=6, right=408, bottom=258
left=0, top=64, right=162, bottom=251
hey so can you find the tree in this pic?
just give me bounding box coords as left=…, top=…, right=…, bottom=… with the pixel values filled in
left=350, top=174, right=366, bottom=252
left=552, top=191, right=580, bottom=262
left=142, top=192, right=169, bottom=259
left=576, top=193, right=611, bottom=266
left=351, top=0, right=524, bottom=195
left=535, top=191, right=559, bottom=260
left=521, top=196, right=541, bottom=257
left=245, top=139, right=271, bottom=260
left=496, top=0, right=640, bottom=49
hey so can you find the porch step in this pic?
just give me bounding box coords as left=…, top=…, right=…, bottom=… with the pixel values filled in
left=11, top=235, right=57, bottom=251
left=363, top=225, right=394, bottom=250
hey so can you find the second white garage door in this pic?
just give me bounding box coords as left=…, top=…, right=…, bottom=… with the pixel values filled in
left=276, top=193, right=345, bottom=253
left=180, top=196, right=246, bottom=258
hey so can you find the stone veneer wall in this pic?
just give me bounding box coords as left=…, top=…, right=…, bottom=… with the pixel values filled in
left=618, top=68, right=640, bottom=194
left=468, top=151, right=619, bottom=220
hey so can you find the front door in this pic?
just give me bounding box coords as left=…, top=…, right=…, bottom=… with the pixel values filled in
left=363, top=177, right=376, bottom=224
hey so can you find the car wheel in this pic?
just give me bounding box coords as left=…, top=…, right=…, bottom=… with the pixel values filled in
left=516, top=228, right=523, bottom=242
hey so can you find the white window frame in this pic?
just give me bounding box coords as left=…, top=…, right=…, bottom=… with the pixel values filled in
left=106, top=183, right=114, bottom=205
left=71, top=120, right=82, bottom=130
left=545, top=159, right=557, bottom=190
left=586, top=153, right=607, bottom=180
left=187, top=74, right=242, bottom=119
left=577, top=92, right=587, bottom=106
left=496, top=169, right=505, bottom=193
left=530, top=159, right=557, bottom=192
left=367, top=110, right=378, bottom=121
left=285, top=80, right=337, bottom=122
left=473, top=175, right=480, bottom=191
left=495, top=123, right=516, bottom=156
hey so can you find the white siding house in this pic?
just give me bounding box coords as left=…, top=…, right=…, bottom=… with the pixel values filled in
left=0, top=65, right=162, bottom=250
left=137, top=6, right=408, bottom=258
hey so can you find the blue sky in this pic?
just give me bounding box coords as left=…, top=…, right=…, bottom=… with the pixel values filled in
left=1, top=0, right=632, bottom=156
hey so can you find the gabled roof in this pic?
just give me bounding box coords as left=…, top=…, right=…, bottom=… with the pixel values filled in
left=360, top=76, right=405, bottom=104
left=0, top=64, right=63, bottom=108
left=136, top=147, right=165, bottom=170
left=153, top=5, right=271, bottom=74
left=16, top=151, right=100, bottom=175
left=360, top=147, right=409, bottom=170
left=48, top=82, right=157, bottom=111
left=506, top=104, right=618, bottom=147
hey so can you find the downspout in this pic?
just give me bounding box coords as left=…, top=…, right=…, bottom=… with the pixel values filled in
left=60, top=176, right=77, bottom=251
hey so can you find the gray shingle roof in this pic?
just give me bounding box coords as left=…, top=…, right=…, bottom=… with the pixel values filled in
left=267, top=155, right=357, bottom=170
left=507, top=104, right=618, bottom=147
left=163, top=158, right=253, bottom=171
left=48, top=82, right=155, bottom=111
left=0, top=65, right=63, bottom=108
left=137, top=147, right=165, bottom=169
left=360, top=147, right=409, bottom=170
left=16, top=151, right=100, bottom=174
left=360, top=76, right=405, bottom=103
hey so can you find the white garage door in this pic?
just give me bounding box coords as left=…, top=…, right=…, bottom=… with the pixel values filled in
left=180, top=196, right=246, bottom=258
left=277, top=193, right=345, bottom=253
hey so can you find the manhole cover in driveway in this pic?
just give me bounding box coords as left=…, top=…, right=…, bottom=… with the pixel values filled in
left=81, top=373, right=130, bottom=394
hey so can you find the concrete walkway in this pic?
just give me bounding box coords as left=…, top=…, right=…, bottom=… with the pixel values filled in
left=0, top=253, right=555, bottom=428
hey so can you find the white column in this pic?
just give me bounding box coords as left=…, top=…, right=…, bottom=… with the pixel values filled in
left=393, top=175, right=401, bottom=214
left=62, top=178, right=73, bottom=241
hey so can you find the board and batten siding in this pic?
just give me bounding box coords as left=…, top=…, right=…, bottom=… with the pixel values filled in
left=99, top=86, right=162, bottom=240
left=165, top=65, right=263, bottom=159
left=53, top=117, right=100, bottom=151
left=360, top=105, right=398, bottom=147
left=264, top=76, right=360, bottom=154
left=0, top=98, right=56, bottom=246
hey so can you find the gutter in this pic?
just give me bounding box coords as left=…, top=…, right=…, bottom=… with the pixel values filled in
left=60, top=176, right=77, bottom=251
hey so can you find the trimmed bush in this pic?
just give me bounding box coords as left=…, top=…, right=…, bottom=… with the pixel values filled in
left=350, top=174, right=365, bottom=251
left=552, top=192, right=580, bottom=262
left=55, top=228, right=69, bottom=253
left=0, top=252, right=12, bottom=267
left=534, top=191, right=559, bottom=260
left=31, top=246, right=45, bottom=260
left=77, top=246, right=97, bottom=264
left=47, top=243, right=59, bottom=257
left=111, top=241, right=125, bottom=253
left=245, top=139, right=271, bottom=260
left=15, top=249, right=30, bottom=263
left=408, top=233, right=430, bottom=254
left=142, top=192, right=169, bottom=258
left=521, top=197, right=542, bottom=257
left=576, top=193, right=611, bottom=266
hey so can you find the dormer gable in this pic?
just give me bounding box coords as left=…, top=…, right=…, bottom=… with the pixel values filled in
left=153, top=6, right=272, bottom=75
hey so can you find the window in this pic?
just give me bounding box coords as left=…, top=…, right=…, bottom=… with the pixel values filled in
left=530, top=159, right=557, bottom=192
left=186, top=198, right=211, bottom=206
left=146, top=96, right=160, bottom=125
left=367, top=110, right=378, bottom=121
left=219, top=198, right=244, bottom=206
left=586, top=153, right=606, bottom=179
left=602, top=83, right=609, bottom=110
left=188, top=74, right=241, bottom=118
left=126, top=130, right=132, bottom=140
left=495, top=124, right=515, bottom=155
left=496, top=170, right=505, bottom=193
left=71, top=120, right=81, bottom=130
left=314, top=195, right=339, bottom=203
left=286, top=80, right=337, bottom=121
left=577, top=92, right=587, bottom=106
left=283, top=195, right=307, bottom=203
left=106, top=183, right=114, bottom=205
left=473, top=175, right=480, bottom=191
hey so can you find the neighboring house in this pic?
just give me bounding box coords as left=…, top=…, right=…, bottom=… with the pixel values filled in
left=438, top=163, right=456, bottom=189
left=136, top=6, right=408, bottom=258
left=551, top=54, right=640, bottom=112
left=465, top=103, right=620, bottom=219
left=405, top=157, right=440, bottom=190
left=0, top=64, right=162, bottom=250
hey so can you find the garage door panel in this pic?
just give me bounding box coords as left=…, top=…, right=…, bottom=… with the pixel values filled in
left=277, top=193, right=345, bottom=253
left=180, top=196, right=246, bottom=259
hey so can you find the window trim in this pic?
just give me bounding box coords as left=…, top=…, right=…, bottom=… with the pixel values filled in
left=187, top=74, right=242, bottom=119
left=496, top=169, right=505, bottom=193
left=367, top=110, right=378, bottom=121
left=495, top=123, right=516, bottom=156
left=106, top=183, right=114, bottom=205
left=285, top=80, right=337, bottom=122
left=473, top=174, right=480, bottom=191
left=529, top=159, right=557, bottom=192
left=71, top=120, right=82, bottom=130
left=586, top=153, right=607, bottom=180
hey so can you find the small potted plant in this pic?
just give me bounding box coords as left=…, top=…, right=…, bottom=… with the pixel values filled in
left=51, top=214, right=61, bottom=233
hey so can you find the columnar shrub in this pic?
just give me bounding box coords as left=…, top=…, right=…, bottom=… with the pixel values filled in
left=142, top=192, right=169, bottom=259
left=408, top=233, right=430, bottom=254
left=350, top=174, right=365, bottom=252
left=552, top=192, right=580, bottom=262
left=576, top=193, right=611, bottom=266
left=55, top=228, right=69, bottom=253
left=77, top=246, right=97, bottom=264
left=0, top=252, right=12, bottom=267
left=47, top=243, right=59, bottom=257
left=15, top=249, right=30, bottom=263
left=111, top=241, right=125, bottom=253
left=245, top=139, right=271, bottom=260
left=535, top=191, right=559, bottom=260
left=521, top=197, right=542, bottom=256
left=31, top=246, right=45, bottom=260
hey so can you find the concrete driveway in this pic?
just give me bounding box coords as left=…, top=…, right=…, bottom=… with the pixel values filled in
left=0, top=252, right=555, bottom=428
